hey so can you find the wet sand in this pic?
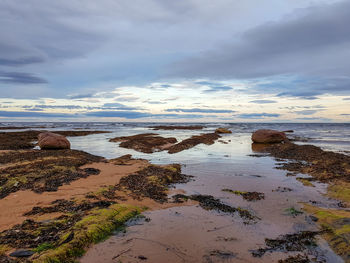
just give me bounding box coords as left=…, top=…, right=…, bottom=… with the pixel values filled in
left=81, top=151, right=344, bottom=262
left=81, top=206, right=341, bottom=263
left=78, top=129, right=350, bottom=263
left=0, top=159, right=171, bottom=231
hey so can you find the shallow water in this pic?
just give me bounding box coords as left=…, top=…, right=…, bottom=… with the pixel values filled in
left=1, top=122, right=348, bottom=262
left=1, top=122, right=350, bottom=154
left=71, top=127, right=345, bottom=262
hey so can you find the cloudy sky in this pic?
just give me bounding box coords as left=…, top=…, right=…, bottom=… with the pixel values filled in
left=0, top=0, right=349, bottom=122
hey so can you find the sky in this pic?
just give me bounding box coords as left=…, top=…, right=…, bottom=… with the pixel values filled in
left=0, top=0, right=349, bottom=122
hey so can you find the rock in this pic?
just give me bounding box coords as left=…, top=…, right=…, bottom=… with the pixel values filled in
left=309, top=215, right=318, bottom=222
left=38, top=132, right=71, bottom=149
left=109, top=133, right=177, bottom=153
left=215, top=128, right=232, bottom=134
left=251, top=129, right=287, bottom=143
left=167, top=133, right=221, bottom=154
left=9, top=250, right=35, bottom=258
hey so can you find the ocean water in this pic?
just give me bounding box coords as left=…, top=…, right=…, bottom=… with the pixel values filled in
left=1, top=122, right=349, bottom=156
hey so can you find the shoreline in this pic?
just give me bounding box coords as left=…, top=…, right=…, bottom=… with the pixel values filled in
left=0, top=128, right=349, bottom=262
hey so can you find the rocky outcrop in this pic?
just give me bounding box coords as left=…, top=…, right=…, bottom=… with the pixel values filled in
left=38, top=132, right=71, bottom=149
left=168, top=133, right=221, bottom=154
left=215, top=128, right=232, bottom=134
left=251, top=129, right=287, bottom=143
left=109, top=133, right=177, bottom=153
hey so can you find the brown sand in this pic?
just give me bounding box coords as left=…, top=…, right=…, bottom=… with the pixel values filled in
left=0, top=159, right=153, bottom=231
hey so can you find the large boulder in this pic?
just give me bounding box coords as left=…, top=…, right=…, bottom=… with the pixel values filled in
left=251, top=129, right=287, bottom=143
left=38, top=132, right=71, bottom=149
left=215, top=128, right=232, bottom=134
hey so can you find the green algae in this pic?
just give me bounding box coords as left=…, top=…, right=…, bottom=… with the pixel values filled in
left=327, top=181, right=350, bottom=206
left=222, top=189, right=265, bottom=201
left=0, top=245, right=10, bottom=256
left=284, top=207, right=303, bottom=217
left=33, top=243, right=54, bottom=253
left=296, top=178, right=315, bottom=187
left=33, top=204, right=143, bottom=263
left=303, top=204, right=350, bottom=262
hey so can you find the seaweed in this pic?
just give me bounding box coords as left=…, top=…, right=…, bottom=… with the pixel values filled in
left=117, top=165, right=192, bottom=202
left=0, top=150, right=103, bottom=199
left=173, top=194, right=259, bottom=223
left=327, top=181, right=350, bottom=206
left=109, top=133, right=177, bottom=153
left=263, top=143, right=350, bottom=183
left=284, top=207, right=304, bottom=217
left=167, top=133, right=221, bottom=154
left=303, top=204, right=350, bottom=261
left=32, top=204, right=142, bottom=263
left=296, top=178, right=315, bottom=187
left=23, top=200, right=114, bottom=216
left=222, top=189, right=265, bottom=201
left=278, top=254, right=310, bottom=263
left=0, top=204, right=142, bottom=263
left=251, top=231, right=323, bottom=257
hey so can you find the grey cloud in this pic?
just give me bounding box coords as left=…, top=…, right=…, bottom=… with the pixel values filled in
left=279, top=105, right=326, bottom=110
left=103, top=103, right=128, bottom=108
left=23, top=105, right=83, bottom=110
left=238, top=113, right=280, bottom=119
left=68, top=94, right=95, bottom=99
left=162, top=97, right=179, bottom=101
left=277, top=92, right=319, bottom=100
left=20, top=103, right=142, bottom=111
left=0, top=0, right=347, bottom=102
left=85, top=111, right=206, bottom=119
left=166, top=108, right=234, bottom=113
left=196, top=81, right=221, bottom=86
left=0, top=71, right=47, bottom=84
left=295, top=117, right=331, bottom=121
left=203, top=86, right=232, bottom=93
left=86, top=111, right=150, bottom=119
left=144, top=100, right=167, bottom=104
left=154, top=113, right=207, bottom=119
left=169, top=0, right=350, bottom=96
left=0, top=110, right=75, bottom=118
left=249, top=100, right=277, bottom=104
left=0, top=57, right=45, bottom=67
left=0, top=3, right=102, bottom=61
left=25, top=108, right=44, bottom=111
left=115, top=97, right=139, bottom=102
left=292, top=110, right=321, bottom=115
left=102, top=103, right=142, bottom=110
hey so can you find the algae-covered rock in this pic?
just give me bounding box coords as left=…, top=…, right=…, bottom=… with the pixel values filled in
left=303, top=204, right=350, bottom=262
